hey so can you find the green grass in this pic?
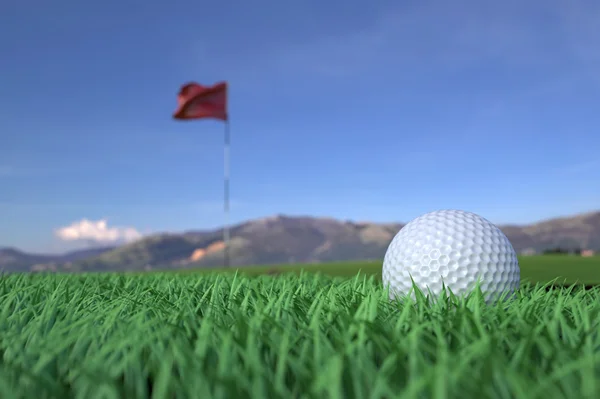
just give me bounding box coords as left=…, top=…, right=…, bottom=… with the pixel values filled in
left=1, top=271, right=600, bottom=398
left=179, top=255, right=600, bottom=285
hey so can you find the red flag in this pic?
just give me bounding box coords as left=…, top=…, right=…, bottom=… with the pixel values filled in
left=173, top=81, right=228, bottom=121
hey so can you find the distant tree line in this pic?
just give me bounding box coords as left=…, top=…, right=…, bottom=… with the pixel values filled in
left=542, top=247, right=583, bottom=255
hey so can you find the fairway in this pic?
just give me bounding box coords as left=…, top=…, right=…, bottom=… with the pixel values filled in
left=180, top=255, right=600, bottom=285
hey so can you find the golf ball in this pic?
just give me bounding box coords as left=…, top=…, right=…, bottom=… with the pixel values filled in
left=382, top=209, right=520, bottom=302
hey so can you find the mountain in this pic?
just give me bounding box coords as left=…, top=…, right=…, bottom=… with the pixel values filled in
left=58, top=247, right=117, bottom=262
left=2, top=211, right=599, bottom=272
left=0, top=246, right=115, bottom=272
left=0, top=248, right=57, bottom=272
left=68, top=215, right=404, bottom=272
left=500, top=211, right=600, bottom=253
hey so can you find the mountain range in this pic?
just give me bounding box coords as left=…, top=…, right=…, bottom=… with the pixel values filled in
left=1, top=211, right=599, bottom=272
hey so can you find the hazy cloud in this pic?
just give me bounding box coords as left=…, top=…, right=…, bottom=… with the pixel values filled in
left=557, top=160, right=600, bottom=176
left=0, top=165, right=59, bottom=178
left=0, top=165, right=27, bottom=177
left=274, top=0, right=600, bottom=79
left=190, top=199, right=245, bottom=212
left=55, top=219, right=142, bottom=243
left=0, top=166, right=13, bottom=177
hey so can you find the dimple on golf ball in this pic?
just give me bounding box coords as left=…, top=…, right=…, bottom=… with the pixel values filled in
left=382, top=209, right=520, bottom=302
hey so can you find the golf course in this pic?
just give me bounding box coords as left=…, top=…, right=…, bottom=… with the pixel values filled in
left=181, top=255, right=600, bottom=286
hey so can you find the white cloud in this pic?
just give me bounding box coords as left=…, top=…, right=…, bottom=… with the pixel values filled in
left=55, top=219, right=142, bottom=244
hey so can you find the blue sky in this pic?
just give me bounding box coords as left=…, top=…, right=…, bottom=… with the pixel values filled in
left=1, top=0, right=599, bottom=253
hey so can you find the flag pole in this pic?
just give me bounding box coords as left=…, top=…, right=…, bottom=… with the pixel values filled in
left=223, top=119, right=230, bottom=268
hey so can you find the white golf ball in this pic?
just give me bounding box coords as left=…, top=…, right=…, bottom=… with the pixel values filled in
left=382, top=209, right=520, bottom=303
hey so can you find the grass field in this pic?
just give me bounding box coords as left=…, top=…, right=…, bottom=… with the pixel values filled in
left=2, top=258, right=600, bottom=398
left=181, top=255, right=600, bottom=286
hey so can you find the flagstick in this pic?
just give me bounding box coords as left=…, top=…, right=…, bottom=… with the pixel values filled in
left=223, top=119, right=231, bottom=268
